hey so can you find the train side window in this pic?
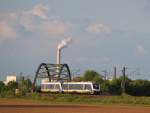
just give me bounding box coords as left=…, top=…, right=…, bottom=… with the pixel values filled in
left=62, top=84, right=68, bottom=90
left=85, top=84, right=92, bottom=90
left=47, top=84, right=55, bottom=89
left=41, top=84, right=44, bottom=89
left=55, top=84, right=60, bottom=89
left=46, top=84, right=49, bottom=89
left=69, top=84, right=83, bottom=90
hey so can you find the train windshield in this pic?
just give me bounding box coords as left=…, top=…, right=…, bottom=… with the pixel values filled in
left=93, top=84, right=99, bottom=89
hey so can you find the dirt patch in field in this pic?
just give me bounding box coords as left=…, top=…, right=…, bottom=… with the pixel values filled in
left=0, top=98, right=150, bottom=113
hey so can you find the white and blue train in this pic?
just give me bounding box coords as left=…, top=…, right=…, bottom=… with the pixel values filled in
left=41, top=81, right=101, bottom=94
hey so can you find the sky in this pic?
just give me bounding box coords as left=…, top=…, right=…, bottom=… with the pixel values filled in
left=0, top=0, right=150, bottom=80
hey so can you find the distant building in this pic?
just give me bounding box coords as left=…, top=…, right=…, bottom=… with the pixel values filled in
left=4, top=74, right=17, bottom=85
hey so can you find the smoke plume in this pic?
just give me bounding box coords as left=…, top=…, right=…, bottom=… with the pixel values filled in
left=57, top=38, right=72, bottom=50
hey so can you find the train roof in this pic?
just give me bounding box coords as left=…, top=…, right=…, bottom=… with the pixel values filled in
left=41, top=81, right=94, bottom=84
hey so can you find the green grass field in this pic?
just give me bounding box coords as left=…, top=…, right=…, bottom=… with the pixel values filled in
left=13, top=93, right=150, bottom=106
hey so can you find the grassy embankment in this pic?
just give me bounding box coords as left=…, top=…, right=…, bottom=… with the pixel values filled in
left=2, top=93, right=149, bottom=106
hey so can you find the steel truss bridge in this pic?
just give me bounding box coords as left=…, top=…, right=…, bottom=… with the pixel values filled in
left=32, top=63, right=71, bottom=91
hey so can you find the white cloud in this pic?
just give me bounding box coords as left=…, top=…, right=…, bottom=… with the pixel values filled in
left=0, top=12, right=17, bottom=22
left=86, top=23, right=111, bottom=34
left=8, top=13, right=17, bottom=21
left=20, top=11, right=34, bottom=31
left=31, top=4, right=49, bottom=19
left=20, top=14, right=70, bottom=36
left=19, top=4, right=70, bottom=36
left=39, top=20, right=70, bottom=36
left=20, top=4, right=49, bottom=31
left=136, top=45, right=147, bottom=56
left=0, top=21, right=17, bottom=40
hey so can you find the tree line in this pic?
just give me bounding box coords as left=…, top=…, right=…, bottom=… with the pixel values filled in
left=73, top=70, right=150, bottom=96
left=0, top=70, right=150, bottom=97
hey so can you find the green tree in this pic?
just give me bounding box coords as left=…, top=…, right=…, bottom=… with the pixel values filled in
left=7, top=81, right=18, bottom=90
left=0, top=81, right=5, bottom=96
left=109, top=78, right=122, bottom=95
left=101, top=80, right=110, bottom=93
left=72, top=76, right=83, bottom=82
left=19, top=79, right=32, bottom=95
left=82, top=70, right=103, bottom=83
left=0, top=81, right=5, bottom=89
left=1, top=81, right=18, bottom=97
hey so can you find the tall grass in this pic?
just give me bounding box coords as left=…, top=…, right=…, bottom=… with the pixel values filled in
left=21, top=93, right=150, bottom=105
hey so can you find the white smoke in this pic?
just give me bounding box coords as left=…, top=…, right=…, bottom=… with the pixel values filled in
left=57, top=38, right=72, bottom=50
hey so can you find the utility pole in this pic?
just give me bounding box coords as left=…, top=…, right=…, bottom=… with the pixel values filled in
left=114, top=66, right=117, bottom=80
left=121, top=67, right=127, bottom=94
left=102, top=70, right=107, bottom=81
left=102, top=70, right=107, bottom=91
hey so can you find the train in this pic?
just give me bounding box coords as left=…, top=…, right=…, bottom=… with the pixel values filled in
left=41, top=81, right=101, bottom=94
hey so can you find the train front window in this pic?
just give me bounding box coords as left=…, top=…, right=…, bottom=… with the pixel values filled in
left=93, top=84, right=99, bottom=89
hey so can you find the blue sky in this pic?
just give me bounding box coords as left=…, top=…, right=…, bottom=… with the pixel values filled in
left=0, top=0, right=150, bottom=80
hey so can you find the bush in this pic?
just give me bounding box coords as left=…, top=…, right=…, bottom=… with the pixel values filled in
left=126, top=79, right=150, bottom=96
left=0, top=79, right=32, bottom=97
